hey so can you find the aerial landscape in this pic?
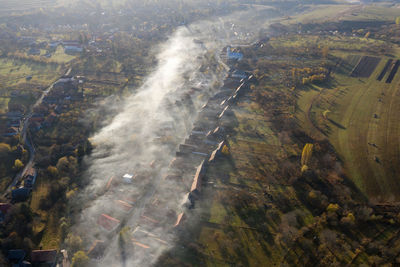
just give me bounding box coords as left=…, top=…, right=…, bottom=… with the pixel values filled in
left=2, top=0, right=400, bottom=266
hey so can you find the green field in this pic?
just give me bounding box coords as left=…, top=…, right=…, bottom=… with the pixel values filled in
left=297, top=52, right=400, bottom=201
left=0, top=58, right=62, bottom=90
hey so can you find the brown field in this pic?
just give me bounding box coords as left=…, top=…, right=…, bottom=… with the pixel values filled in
left=350, top=56, right=381, bottom=78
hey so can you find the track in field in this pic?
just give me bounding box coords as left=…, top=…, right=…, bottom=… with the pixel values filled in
left=386, top=60, right=400, bottom=84
left=350, top=56, right=381, bottom=78
left=377, top=59, right=393, bottom=81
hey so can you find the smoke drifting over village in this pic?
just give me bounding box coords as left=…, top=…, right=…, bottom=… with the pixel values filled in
left=70, top=7, right=276, bottom=266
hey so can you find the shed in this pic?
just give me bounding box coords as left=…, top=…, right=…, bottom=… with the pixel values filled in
left=7, top=249, right=26, bottom=263
left=31, top=249, right=57, bottom=266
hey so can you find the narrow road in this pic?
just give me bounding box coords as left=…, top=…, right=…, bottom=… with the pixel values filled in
left=3, top=68, right=71, bottom=197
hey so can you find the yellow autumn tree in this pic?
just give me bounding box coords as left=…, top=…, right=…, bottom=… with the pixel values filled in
left=221, top=145, right=230, bottom=156
left=301, top=143, right=313, bottom=171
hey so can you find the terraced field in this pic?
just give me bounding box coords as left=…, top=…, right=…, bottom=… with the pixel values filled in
left=297, top=54, right=400, bottom=201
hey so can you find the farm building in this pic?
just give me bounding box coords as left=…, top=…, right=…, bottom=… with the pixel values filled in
left=31, top=249, right=57, bottom=267
left=190, top=160, right=207, bottom=196
left=97, top=214, right=120, bottom=231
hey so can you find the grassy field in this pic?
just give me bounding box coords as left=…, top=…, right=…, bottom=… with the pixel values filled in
left=0, top=58, right=62, bottom=90
left=296, top=50, right=400, bottom=201
left=51, top=46, right=76, bottom=63
left=30, top=178, right=61, bottom=249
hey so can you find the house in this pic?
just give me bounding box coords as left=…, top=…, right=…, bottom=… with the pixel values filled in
left=174, top=212, right=186, bottom=227
left=60, top=249, right=68, bottom=267
left=12, top=188, right=31, bottom=202
left=97, top=214, right=120, bottom=231
left=28, top=48, right=40, bottom=55
left=7, top=249, right=26, bottom=265
left=190, top=160, right=207, bottom=196
left=23, top=168, right=37, bottom=188
left=209, top=140, right=227, bottom=163
left=218, top=105, right=230, bottom=119
left=122, top=174, right=134, bottom=184
left=31, top=249, right=57, bottom=267
left=31, top=113, right=44, bottom=123
left=115, top=200, right=133, bottom=213
left=7, top=119, right=21, bottom=127
left=48, top=42, right=59, bottom=49
left=64, top=46, right=83, bottom=54
left=6, top=111, right=23, bottom=119
left=231, top=70, right=248, bottom=80
left=226, top=47, right=243, bottom=61
left=3, top=127, right=20, bottom=137
left=87, top=240, right=106, bottom=260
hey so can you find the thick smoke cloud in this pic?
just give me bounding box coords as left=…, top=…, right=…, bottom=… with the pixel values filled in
left=71, top=6, right=279, bottom=266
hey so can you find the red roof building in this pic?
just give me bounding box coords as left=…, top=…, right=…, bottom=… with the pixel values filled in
left=97, top=214, right=120, bottom=231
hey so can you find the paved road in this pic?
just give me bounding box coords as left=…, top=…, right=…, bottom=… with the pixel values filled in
left=3, top=68, right=71, bottom=197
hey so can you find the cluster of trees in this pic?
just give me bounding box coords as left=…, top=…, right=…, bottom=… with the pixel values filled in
left=0, top=143, right=27, bottom=181
left=291, top=67, right=329, bottom=86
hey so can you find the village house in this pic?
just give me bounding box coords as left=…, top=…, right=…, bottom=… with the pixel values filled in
left=3, top=127, right=19, bottom=137
left=31, top=249, right=57, bottom=267
left=174, top=212, right=186, bottom=228
left=7, top=249, right=26, bottom=265
left=97, top=213, right=120, bottom=232
left=231, top=69, right=248, bottom=80
left=209, top=140, right=227, bottom=163
left=190, top=160, right=207, bottom=197
left=115, top=200, right=133, bottom=213
left=226, top=47, right=243, bottom=61
left=122, top=173, right=134, bottom=184
left=23, top=168, right=37, bottom=188
left=12, top=187, right=31, bottom=202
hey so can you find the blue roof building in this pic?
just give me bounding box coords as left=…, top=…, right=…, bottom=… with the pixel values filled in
left=227, top=47, right=243, bottom=61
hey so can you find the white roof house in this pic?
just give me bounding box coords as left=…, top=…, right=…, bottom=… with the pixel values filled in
left=123, top=174, right=134, bottom=183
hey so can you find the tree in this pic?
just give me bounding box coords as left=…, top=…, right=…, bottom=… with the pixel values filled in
left=13, top=159, right=24, bottom=171
left=71, top=251, right=89, bottom=267
left=47, top=166, right=59, bottom=178
left=0, top=143, right=11, bottom=159
left=65, top=234, right=83, bottom=254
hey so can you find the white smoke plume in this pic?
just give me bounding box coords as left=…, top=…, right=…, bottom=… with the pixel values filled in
left=70, top=6, right=280, bottom=266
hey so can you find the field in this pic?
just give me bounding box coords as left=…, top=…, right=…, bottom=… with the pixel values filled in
left=350, top=56, right=381, bottom=78
left=0, top=58, right=62, bottom=90
left=297, top=50, right=400, bottom=201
